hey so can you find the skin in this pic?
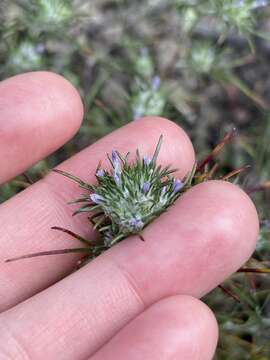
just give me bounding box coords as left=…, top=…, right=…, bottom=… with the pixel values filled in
left=0, top=72, right=259, bottom=360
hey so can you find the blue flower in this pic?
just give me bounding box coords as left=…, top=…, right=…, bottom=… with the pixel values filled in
left=151, top=75, right=161, bottom=91
left=111, top=151, right=121, bottom=173
left=173, top=179, right=184, bottom=193
left=142, top=181, right=150, bottom=193
left=96, top=169, right=105, bottom=177
left=129, top=217, right=144, bottom=230
left=143, top=156, right=151, bottom=165
left=90, top=193, right=105, bottom=204
left=111, top=150, right=118, bottom=165
left=111, top=151, right=122, bottom=186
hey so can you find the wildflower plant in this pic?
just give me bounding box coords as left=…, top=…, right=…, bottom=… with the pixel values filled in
left=131, top=76, right=166, bottom=120
left=23, top=0, right=74, bottom=35
left=6, top=136, right=193, bottom=264
left=176, top=0, right=269, bottom=37
left=6, top=130, right=246, bottom=266
left=64, top=136, right=190, bottom=245
left=130, top=48, right=166, bottom=119
left=1, top=1, right=270, bottom=357
left=6, top=40, right=44, bottom=73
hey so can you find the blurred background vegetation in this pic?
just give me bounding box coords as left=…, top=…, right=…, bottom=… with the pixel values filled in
left=0, top=1, right=270, bottom=358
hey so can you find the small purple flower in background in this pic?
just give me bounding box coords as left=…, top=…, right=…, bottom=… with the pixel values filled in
left=234, top=0, right=268, bottom=8
left=142, top=181, right=150, bottom=193
left=151, top=75, right=161, bottom=91
left=251, top=0, right=268, bottom=8
left=129, top=217, right=144, bottom=230
left=90, top=193, right=105, bottom=204
left=36, top=43, right=45, bottom=54
left=96, top=169, right=105, bottom=177
left=143, top=156, right=151, bottom=165
left=173, top=179, right=184, bottom=193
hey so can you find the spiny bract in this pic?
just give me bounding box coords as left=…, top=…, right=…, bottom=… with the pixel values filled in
left=55, top=135, right=195, bottom=251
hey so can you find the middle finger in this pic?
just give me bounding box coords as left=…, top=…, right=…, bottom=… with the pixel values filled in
left=0, top=180, right=258, bottom=359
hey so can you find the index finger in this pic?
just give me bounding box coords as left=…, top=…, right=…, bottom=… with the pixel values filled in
left=0, top=71, right=83, bottom=184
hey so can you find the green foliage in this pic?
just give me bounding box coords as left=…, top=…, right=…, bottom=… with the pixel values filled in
left=176, top=0, right=269, bottom=36
left=6, top=40, right=44, bottom=72
left=16, top=0, right=73, bottom=35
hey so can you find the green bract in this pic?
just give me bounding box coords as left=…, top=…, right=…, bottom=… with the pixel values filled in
left=54, top=136, right=196, bottom=257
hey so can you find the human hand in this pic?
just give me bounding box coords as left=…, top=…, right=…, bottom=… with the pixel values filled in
left=0, top=72, right=259, bottom=359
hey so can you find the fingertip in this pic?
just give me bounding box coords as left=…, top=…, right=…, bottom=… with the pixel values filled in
left=91, top=295, right=218, bottom=360
left=185, top=180, right=259, bottom=262
left=136, top=295, right=219, bottom=360
left=175, top=295, right=219, bottom=339
left=19, top=71, right=84, bottom=134
left=0, top=71, right=84, bottom=182
left=163, top=295, right=219, bottom=355
left=111, top=178, right=259, bottom=302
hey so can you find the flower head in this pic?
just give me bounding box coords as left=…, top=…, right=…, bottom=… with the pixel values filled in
left=96, top=169, right=105, bottom=177
left=173, top=179, right=184, bottom=193
left=56, top=135, right=195, bottom=250
left=143, top=156, right=151, bottom=165
left=142, top=181, right=150, bottom=193
left=110, top=150, right=122, bottom=186
left=11, top=131, right=238, bottom=268
left=90, top=193, right=105, bottom=204
left=129, top=217, right=144, bottom=231
left=111, top=150, right=118, bottom=165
